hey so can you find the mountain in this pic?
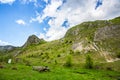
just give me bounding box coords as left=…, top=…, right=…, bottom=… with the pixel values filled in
left=65, top=16, right=120, bottom=62
left=0, top=35, right=46, bottom=60
left=23, top=35, right=46, bottom=48
left=0, top=45, right=15, bottom=52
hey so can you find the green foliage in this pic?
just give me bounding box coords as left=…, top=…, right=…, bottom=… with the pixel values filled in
left=57, top=54, right=61, bottom=57
left=70, top=49, right=74, bottom=54
left=54, top=59, right=57, bottom=64
left=116, top=52, right=120, bottom=58
left=75, top=50, right=81, bottom=54
left=85, top=55, right=93, bottom=69
left=39, top=39, right=47, bottom=44
left=0, top=54, right=13, bottom=63
left=64, top=55, right=72, bottom=67
left=109, top=16, right=120, bottom=25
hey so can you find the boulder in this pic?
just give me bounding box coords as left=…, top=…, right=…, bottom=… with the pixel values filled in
left=32, top=66, right=50, bottom=72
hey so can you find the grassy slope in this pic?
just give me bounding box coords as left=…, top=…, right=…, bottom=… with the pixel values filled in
left=0, top=63, right=120, bottom=80
left=16, top=40, right=72, bottom=65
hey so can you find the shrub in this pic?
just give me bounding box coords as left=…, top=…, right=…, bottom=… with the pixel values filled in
left=55, top=60, right=57, bottom=64
left=11, top=67, right=18, bottom=70
left=116, top=52, right=120, bottom=58
left=23, top=59, right=31, bottom=66
left=75, top=50, right=80, bottom=54
left=64, top=55, right=72, bottom=67
left=57, top=54, right=61, bottom=57
left=85, top=55, right=93, bottom=69
left=70, top=50, right=74, bottom=54
left=106, top=67, right=112, bottom=71
left=26, top=61, right=31, bottom=66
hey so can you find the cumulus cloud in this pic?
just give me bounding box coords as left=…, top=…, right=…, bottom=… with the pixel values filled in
left=32, top=0, right=120, bottom=41
left=0, top=0, right=15, bottom=4
left=30, top=16, right=43, bottom=23
left=43, top=0, right=48, bottom=3
left=16, top=19, right=26, bottom=25
left=20, top=0, right=37, bottom=4
left=39, top=33, right=45, bottom=39
left=0, top=40, right=12, bottom=46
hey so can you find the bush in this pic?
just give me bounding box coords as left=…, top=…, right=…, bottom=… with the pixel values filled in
left=85, top=55, right=93, bottom=69
left=70, top=50, right=74, bottom=54
left=75, top=50, right=80, bottom=54
left=64, top=55, right=72, bottom=67
left=55, top=60, right=57, bottom=64
left=106, top=67, right=113, bottom=71
left=116, top=52, right=120, bottom=58
left=57, top=54, right=61, bottom=57
left=0, top=55, right=12, bottom=63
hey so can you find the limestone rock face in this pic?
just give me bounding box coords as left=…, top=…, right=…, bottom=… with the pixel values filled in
left=94, top=25, right=120, bottom=41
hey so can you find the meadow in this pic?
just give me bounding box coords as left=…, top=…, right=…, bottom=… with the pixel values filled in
left=0, top=62, right=120, bottom=80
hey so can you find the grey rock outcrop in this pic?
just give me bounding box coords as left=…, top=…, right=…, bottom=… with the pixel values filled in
left=23, top=35, right=44, bottom=47
left=32, top=66, right=50, bottom=72
left=94, top=25, right=120, bottom=41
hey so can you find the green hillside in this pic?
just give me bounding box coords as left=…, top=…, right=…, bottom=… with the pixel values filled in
left=12, top=16, right=120, bottom=65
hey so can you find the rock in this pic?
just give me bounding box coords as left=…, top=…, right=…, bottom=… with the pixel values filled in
left=0, top=65, right=5, bottom=69
left=23, top=35, right=45, bottom=48
left=32, top=66, right=50, bottom=72
left=94, top=25, right=120, bottom=41
left=8, top=59, right=12, bottom=64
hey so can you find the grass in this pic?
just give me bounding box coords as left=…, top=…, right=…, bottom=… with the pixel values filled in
left=0, top=63, right=120, bottom=80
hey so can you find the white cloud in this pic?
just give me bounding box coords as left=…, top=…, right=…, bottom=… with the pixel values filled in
left=0, top=0, right=15, bottom=4
left=20, top=0, right=37, bottom=4
left=43, top=27, right=47, bottom=31
left=42, top=0, right=63, bottom=18
left=16, top=19, right=26, bottom=25
left=33, top=0, right=120, bottom=41
left=30, top=15, right=43, bottom=23
left=30, top=0, right=63, bottom=23
left=39, top=33, right=45, bottom=39
left=0, top=40, right=12, bottom=46
left=43, top=0, right=48, bottom=3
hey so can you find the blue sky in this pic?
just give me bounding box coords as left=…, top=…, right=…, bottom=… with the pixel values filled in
left=0, top=0, right=120, bottom=46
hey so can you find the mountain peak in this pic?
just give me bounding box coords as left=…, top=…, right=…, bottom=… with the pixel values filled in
left=23, top=35, right=45, bottom=47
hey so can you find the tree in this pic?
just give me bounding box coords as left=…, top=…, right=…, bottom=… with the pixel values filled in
left=85, top=55, right=93, bottom=69
left=65, top=55, right=72, bottom=67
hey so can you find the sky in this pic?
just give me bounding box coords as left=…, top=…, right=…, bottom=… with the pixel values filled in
left=0, top=0, right=120, bottom=46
